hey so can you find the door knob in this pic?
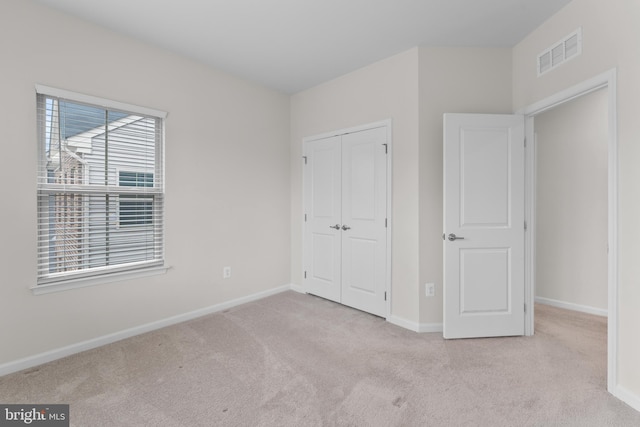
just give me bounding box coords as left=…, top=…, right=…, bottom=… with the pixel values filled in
left=341, top=225, right=351, bottom=231
left=447, top=233, right=465, bottom=241
left=329, top=224, right=341, bottom=230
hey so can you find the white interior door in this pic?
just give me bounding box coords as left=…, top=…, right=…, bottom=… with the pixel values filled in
left=303, top=135, right=342, bottom=302
left=443, top=114, right=525, bottom=339
left=340, top=128, right=387, bottom=316
left=303, top=125, right=388, bottom=317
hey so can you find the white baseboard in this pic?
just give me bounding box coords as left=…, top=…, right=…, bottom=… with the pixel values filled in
left=387, top=315, right=419, bottom=332
left=418, top=323, right=444, bottom=333
left=535, top=296, right=608, bottom=317
left=290, top=283, right=305, bottom=294
left=614, top=385, right=640, bottom=413
left=387, top=315, right=443, bottom=333
left=0, top=284, right=293, bottom=377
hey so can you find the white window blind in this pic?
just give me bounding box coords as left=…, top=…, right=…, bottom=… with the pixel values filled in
left=36, top=86, right=166, bottom=290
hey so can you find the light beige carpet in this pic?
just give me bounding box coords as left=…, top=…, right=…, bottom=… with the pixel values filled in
left=1, top=291, right=639, bottom=426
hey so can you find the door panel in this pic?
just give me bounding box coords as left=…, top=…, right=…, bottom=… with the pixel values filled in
left=460, top=248, right=510, bottom=313
left=312, top=147, right=340, bottom=219
left=304, top=136, right=342, bottom=302
left=461, top=129, right=511, bottom=227
left=347, top=141, right=376, bottom=220
left=444, top=114, right=524, bottom=339
left=341, top=127, right=387, bottom=316
left=344, top=237, right=377, bottom=294
left=312, top=234, right=338, bottom=283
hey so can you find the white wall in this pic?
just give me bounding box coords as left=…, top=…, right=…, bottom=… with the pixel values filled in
left=534, top=88, right=608, bottom=312
left=513, top=0, right=640, bottom=404
left=418, top=47, right=512, bottom=324
left=0, top=0, right=291, bottom=366
left=290, top=48, right=421, bottom=323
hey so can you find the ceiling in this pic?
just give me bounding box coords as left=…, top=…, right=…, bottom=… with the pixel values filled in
left=35, top=0, right=572, bottom=94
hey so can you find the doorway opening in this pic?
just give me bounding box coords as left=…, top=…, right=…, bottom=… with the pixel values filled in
left=521, top=69, right=617, bottom=393
left=534, top=87, right=608, bottom=316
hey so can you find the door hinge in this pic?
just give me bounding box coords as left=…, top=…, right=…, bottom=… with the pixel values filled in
left=524, top=220, right=527, bottom=231
left=524, top=303, right=527, bottom=313
left=304, top=271, right=307, bottom=279
left=385, top=218, right=388, bottom=228
left=382, top=143, right=388, bottom=154
left=384, top=291, right=387, bottom=301
left=524, top=138, right=527, bottom=148
left=304, top=213, right=307, bottom=222
left=302, top=156, right=308, bottom=164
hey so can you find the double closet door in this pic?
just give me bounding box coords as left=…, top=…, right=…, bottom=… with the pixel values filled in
left=303, top=125, right=388, bottom=317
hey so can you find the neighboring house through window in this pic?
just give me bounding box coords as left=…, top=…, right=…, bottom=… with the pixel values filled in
left=35, top=85, right=167, bottom=293
left=119, top=171, right=153, bottom=226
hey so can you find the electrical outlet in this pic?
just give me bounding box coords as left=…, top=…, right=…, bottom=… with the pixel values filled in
left=425, top=283, right=435, bottom=297
left=223, top=266, right=231, bottom=279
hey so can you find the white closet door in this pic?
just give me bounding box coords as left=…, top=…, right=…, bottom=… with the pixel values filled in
left=303, top=126, right=388, bottom=317
left=303, top=136, right=342, bottom=302
left=340, top=127, right=387, bottom=317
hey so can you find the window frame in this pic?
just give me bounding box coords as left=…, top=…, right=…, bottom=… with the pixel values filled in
left=33, top=85, right=168, bottom=295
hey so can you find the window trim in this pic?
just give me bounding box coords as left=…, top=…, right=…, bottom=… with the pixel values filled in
left=33, top=85, right=168, bottom=295
left=35, top=85, right=168, bottom=120
left=31, top=265, right=168, bottom=295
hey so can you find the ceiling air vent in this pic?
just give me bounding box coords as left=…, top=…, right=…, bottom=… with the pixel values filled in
left=537, top=28, right=582, bottom=76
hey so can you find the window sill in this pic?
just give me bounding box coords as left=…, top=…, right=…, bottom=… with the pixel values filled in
left=31, top=265, right=169, bottom=295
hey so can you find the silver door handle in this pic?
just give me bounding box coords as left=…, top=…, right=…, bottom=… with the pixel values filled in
left=329, top=224, right=341, bottom=230
left=341, top=225, right=351, bottom=231
left=447, top=233, right=465, bottom=241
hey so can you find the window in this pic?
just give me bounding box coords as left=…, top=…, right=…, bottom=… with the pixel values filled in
left=35, top=85, right=166, bottom=292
